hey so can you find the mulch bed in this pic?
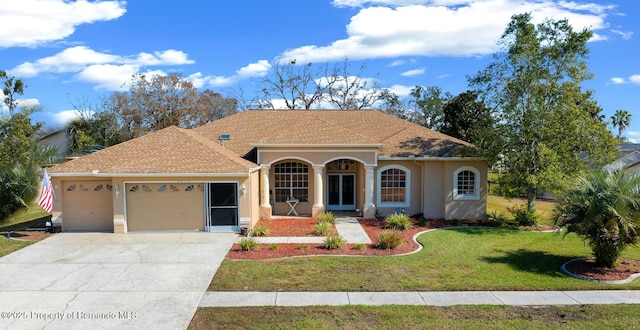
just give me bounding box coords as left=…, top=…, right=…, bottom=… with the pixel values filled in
left=5, top=231, right=56, bottom=241
left=564, top=258, right=640, bottom=282
left=227, top=218, right=446, bottom=260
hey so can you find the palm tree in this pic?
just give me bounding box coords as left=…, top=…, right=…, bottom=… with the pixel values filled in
left=554, top=169, right=640, bottom=268
left=611, top=109, right=632, bottom=141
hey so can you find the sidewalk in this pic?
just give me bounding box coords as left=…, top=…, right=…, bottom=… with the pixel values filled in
left=200, top=290, right=640, bottom=307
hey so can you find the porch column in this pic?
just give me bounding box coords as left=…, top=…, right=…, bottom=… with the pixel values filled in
left=363, top=165, right=376, bottom=218
left=260, top=165, right=272, bottom=219
left=312, top=165, right=325, bottom=217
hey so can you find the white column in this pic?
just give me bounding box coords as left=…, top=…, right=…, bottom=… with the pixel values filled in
left=260, top=165, right=272, bottom=218
left=312, top=165, right=325, bottom=217
left=363, top=166, right=376, bottom=218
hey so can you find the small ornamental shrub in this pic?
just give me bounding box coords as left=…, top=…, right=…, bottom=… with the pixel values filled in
left=268, top=244, right=279, bottom=251
left=238, top=238, right=258, bottom=251
left=509, top=204, right=538, bottom=226
left=317, top=211, right=336, bottom=224
left=314, top=221, right=332, bottom=236
left=448, top=218, right=462, bottom=226
left=385, top=213, right=413, bottom=230
left=250, top=224, right=270, bottom=237
left=353, top=243, right=366, bottom=251
left=296, top=244, right=309, bottom=250
left=376, top=231, right=404, bottom=250
left=323, top=235, right=346, bottom=250
left=483, top=211, right=511, bottom=228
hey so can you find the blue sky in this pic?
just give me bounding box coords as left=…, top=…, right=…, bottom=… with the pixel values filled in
left=1, top=0, right=638, bottom=142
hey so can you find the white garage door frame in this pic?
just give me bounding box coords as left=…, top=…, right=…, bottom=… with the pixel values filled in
left=123, top=180, right=240, bottom=233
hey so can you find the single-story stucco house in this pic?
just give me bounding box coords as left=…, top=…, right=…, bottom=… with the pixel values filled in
left=605, top=149, right=640, bottom=175
left=47, top=110, right=487, bottom=234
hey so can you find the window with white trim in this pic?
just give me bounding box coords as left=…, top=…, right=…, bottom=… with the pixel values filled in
left=453, top=166, right=480, bottom=200
left=377, top=165, right=410, bottom=207
left=274, top=162, right=309, bottom=202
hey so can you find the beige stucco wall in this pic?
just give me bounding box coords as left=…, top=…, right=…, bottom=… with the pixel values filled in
left=443, top=160, right=488, bottom=220
left=627, top=162, right=640, bottom=175
left=422, top=162, right=446, bottom=219
left=258, top=149, right=377, bottom=166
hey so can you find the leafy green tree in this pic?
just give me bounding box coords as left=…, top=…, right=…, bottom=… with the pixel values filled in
left=469, top=13, right=617, bottom=218
left=409, top=85, right=451, bottom=130
left=555, top=169, right=640, bottom=268
left=440, top=90, right=492, bottom=143
left=611, top=109, right=632, bottom=141
left=0, top=70, right=25, bottom=115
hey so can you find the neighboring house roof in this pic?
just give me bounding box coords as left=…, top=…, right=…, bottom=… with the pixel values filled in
left=618, top=143, right=640, bottom=155
left=197, top=110, right=471, bottom=158
left=605, top=150, right=640, bottom=172
left=48, top=126, right=257, bottom=175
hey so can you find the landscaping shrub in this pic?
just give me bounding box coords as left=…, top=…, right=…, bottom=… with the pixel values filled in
left=448, top=218, right=462, bottom=226
left=268, top=244, right=279, bottom=251
left=317, top=211, right=336, bottom=224
left=314, top=221, right=332, bottom=236
left=509, top=204, right=538, bottom=226
left=238, top=238, right=258, bottom=251
left=323, top=235, right=345, bottom=250
left=295, top=244, right=309, bottom=250
left=250, top=224, right=270, bottom=237
left=483, top=211, right=511, bottom=228
left=353, top=243, right=366, bottom=251
left=376, top=231, right=404, bottom=250
left=385, top=213, right=412, bottom=230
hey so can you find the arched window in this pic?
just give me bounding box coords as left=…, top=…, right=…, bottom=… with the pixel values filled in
left=274, top=162, right=309, bottom=202
left=377, top=165, right=410, bottom=207
left=453, top=166, right=480, bottom=200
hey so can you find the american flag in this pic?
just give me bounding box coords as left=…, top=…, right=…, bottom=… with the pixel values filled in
left=37, top=169, right=53, bottom=213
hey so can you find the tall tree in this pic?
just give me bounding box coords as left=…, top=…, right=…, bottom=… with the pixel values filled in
left=611, top=109, right=632, bottom=141
left=257, top=58, right=380, bottom=110
left=108, top=72, right=236, bottom=140
left=409, top=85, right=451, bottom=130
left=440, top=90, right=492, bottom=143
left=0, top=70, right=25, bottom=115
left=469, top=13, right=617, bottom=217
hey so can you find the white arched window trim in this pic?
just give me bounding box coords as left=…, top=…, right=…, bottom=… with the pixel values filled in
left=453, top=166, right=480, bottom=201
left=376, top=164, right=411, bottom=208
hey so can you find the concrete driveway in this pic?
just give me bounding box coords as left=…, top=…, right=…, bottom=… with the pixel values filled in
left=0, top=232, right=236, bottom=329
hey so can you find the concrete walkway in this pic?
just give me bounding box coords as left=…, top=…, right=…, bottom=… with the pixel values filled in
left=238, top=216, right=372, bottom=244
left=200, top=290, right=640, bottom=307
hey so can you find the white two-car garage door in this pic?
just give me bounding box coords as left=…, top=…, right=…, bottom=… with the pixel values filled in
left=125, top=183, right=205, bottom=231
left=62, top=181, right=114, bottom=232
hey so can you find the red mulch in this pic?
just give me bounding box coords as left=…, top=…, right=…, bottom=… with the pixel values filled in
left=564, top=258, right=640, bottom=282
left=6, top=231, right=56, bottom=241
left=227, top=218, right=446, bottom=260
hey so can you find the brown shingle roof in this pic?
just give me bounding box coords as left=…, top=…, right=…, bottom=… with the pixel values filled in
left=48, top=126, right=256, bottom=174
left=197, top=110, right=470, bottom=157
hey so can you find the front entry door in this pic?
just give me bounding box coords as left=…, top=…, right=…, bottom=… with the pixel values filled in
left=327, top=174, right=355, bottom=211
left=205, top=182, right=239, bottom=232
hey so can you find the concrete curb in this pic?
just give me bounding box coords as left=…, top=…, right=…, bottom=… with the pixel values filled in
left=561, top=258, right=640, bottom=284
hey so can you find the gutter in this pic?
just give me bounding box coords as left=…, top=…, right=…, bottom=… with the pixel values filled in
left=48, top=172, right=251, bottom=178
left=378, top=156, right=485, bottom=161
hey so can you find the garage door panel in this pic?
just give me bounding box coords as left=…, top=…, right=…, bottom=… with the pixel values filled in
left=126, top=183, right=204, bottom=231
left=62, top=181, right=114, bottom=232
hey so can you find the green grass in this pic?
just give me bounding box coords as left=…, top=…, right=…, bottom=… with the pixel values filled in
left=0, top=235, right=33, bottom=257
left=189, top=305, right=640, bottom=330
left=210, top=228, right=640, bottom=291
left=0, top=202, right=50, bottom=232
left=487, top=194, right=557, bottom=224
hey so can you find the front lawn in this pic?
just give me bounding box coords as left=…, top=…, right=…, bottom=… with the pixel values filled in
left=0, top=236, right=33, bottom=257
left=210, top=228, right=640, bottom=291
left=487, top=194, right=557, bottom=224
left=0, top=202, right=50, bottom=232
left=189, top=305, right=640, bottom=330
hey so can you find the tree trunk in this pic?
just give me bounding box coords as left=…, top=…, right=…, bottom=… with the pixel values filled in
left=527, top=187, right=536, bottom=214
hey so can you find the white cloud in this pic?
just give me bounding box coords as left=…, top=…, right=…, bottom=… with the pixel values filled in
left=629, top=75, right=640, bottom=84
left=438, top=74, right=451, bottom=79
left=49, top=109, right=85, bottom=125
left=76, top=64, right=162, bottom=91
left=199, top=60, right=272, bottom=88
left=627, top=131, right=640, bottom=144
left=611, top=30, right=633, bottom=40
left=385, top=84, right=414, bottom=96
left=401, top=68, right=425, bottom=76
left=283, top=1, right=613, bottom=62
left=609, top=77, right=626, bottom=84
left=0, top=0, right=126, bottom=48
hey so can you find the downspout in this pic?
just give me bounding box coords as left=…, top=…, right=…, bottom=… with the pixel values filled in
left=414, top=159, right=424, bottom=216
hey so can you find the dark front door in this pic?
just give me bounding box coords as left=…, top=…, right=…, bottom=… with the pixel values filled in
left=327, top=174, right=355, bottom=211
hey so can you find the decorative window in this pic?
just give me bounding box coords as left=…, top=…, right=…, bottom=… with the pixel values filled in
left=453, top=166, right=480, bottom=200
left=67, top=184, right=76, bottom=191
left=129, top=185, right=138, bottom=192
left=106, top=184, right=113, bottom=191
left=197, top=184, right=204, bottom=191
left=79, top=184, right=89, bottom=191
left=326, top=159, right=356, bottom=172
left=274, top=162, right=309, bottom=202
left=142, top=185, right=152, bottom=192
left=185, top=184, right=194, bottom=191
left=157, top=185, right=167, bottom=192
left=94, top=184, right=103, bottom=191
left=170, top=184, right=179, bottom=192
left=377, top=165, right=410, bottom=207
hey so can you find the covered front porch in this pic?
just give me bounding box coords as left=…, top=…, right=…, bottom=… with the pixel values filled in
left=255, top=147, right=379, bottom=219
